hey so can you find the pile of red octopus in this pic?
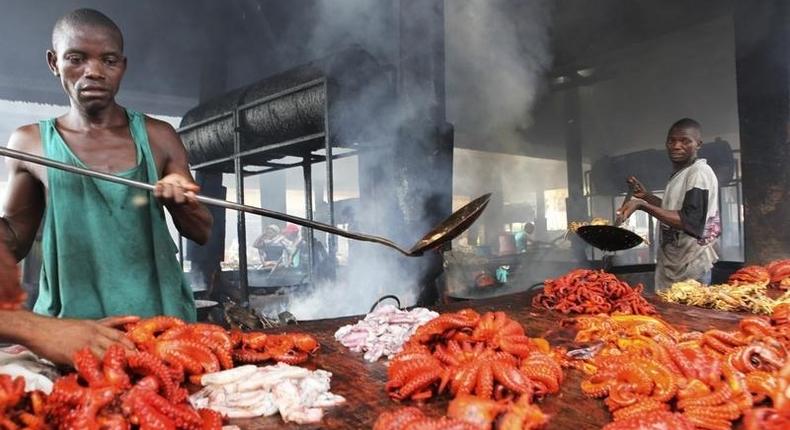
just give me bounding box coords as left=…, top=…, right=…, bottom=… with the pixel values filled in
left=0, top=315, right=321, bottom=429
left=375, top=309, right=566, bottom=430
left=0, top=344, right=222, bottom=429
left=125, top=316, right=320, bottom=385
left=567, top=303, right=790, bottom=430
left=729, top=260, right=790, bottom=289
left=532, top=269, right=656, bottom=315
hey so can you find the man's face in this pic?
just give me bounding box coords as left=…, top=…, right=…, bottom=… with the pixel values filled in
left=665, top=127, right=701, bottom=164
left=47, top=25, right=126, bottom=113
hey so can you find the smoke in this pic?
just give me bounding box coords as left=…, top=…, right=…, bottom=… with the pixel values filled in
left=447, top=0, right=554, bottom=148
left=286, top=245, right=419, bottom=320
left=273, top=1, right=418, bottom=321
left=446, top=0, right=555, bottom=251
left=277, top=0, right=556, bottom=321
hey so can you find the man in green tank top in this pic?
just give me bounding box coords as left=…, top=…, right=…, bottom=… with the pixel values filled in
left=0, top=9, right=212, bottom=365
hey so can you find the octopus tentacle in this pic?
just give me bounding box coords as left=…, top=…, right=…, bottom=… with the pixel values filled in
left=127, top=351, right=186, bottom=404
left=392, top=367, right=443, bottom=400
left=126, top=316, right=185, bottom=345
left=491, top=362, right=533, bottom=397
left=611, top=398, right=667, bottom=421
left=475, top=362, right=494, bottom=399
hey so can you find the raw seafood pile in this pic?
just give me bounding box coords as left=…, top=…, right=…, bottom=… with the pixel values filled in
left=727, top=259, right=790, bottom=290
left=532, top=269, right=656, bottom=315
left=729, top=265, right=772, bottom=287
left=125, top=316, right=319, bottom=383
left=729, top=261, right=790, bottom=289
left=569, top=304, right=790, bottom=430
left=661, top=279, right=790, bottom=314
left=189, top=362, right=345, bottom=424
left=375, top=395, right=549, bottom=430
left=385, top=309, right=564, bottom=402
left=5, top=344, right=224, bottom=429
left=374, top=405, right=478, bottom=430
left=767, top=259, right=790, bottom=289
left=230, top=331, right=319, bottom=365
left=0, top=374, right=47, bottom=429
left=380, top=374, right=552, bottom=430
left=378, top=309, right=563, bottom=429
left=744, top=359, right=790, bottom=430
left=334, top=304, right=439, bottom=362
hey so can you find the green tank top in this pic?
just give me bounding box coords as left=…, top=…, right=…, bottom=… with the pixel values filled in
left=34, top=110, right=196, bottom=322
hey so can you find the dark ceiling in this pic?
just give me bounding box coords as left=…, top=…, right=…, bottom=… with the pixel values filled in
left=0, top=0, right=737, bottom=147
left=551, top=0, right=736, bottom=72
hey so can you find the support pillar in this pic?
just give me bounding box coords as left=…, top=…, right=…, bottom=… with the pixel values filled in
left=734, top=0, right=790, bottom=262
left=258, top=170, right=287, bottom=230
left=564, top=88, right=586, bottom=222
left=396, top=0, right=452, bottom=305
left=564, top=88, right=588, bottom=262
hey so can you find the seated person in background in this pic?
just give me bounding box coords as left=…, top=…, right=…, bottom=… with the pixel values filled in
left=294, top=236, right=333, bottom=279
left=281, top=223, right=302, bottom=267
left=514, top=221, right=535, bottom=253
left=252, top=224, right=285, bottom=268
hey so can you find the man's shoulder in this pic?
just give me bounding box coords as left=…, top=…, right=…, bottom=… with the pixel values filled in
left=141, top=115, right=183, bottom=152
left=691, top=159, right=715, bottom=173
left=142, top=115, right=178, bottom=136
left=686, top=159, right=718, bottom=183
left=7, top=123, right=43, bottom=152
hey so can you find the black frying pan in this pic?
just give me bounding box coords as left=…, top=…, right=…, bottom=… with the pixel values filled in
left=575, top=188, right=644, bottom=252
left=574, top=225, right=644, bottom=252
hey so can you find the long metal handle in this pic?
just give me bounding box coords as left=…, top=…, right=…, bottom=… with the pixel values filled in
left=0, top=147, right=410, bottom=255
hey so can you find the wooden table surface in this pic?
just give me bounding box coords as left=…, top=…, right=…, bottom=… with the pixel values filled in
left=229, top=291, right=746, bottom=430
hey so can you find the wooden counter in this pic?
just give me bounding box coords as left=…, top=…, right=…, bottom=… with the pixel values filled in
left=230, top=291, right=745, bottom=430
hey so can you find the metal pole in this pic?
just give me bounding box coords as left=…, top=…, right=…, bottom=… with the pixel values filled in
left=648, top=211, right=656, bottom=262
left=323, top=81, right=337, bottom=260
left=733, top=152, right=744, bottom=261
left=178, top=235, right=184, bottom=268
left=303, top=157, right=314, bottom=282
left=233, top=110, right=250, bottom=307
left=0, top=145, right=432, bottom=255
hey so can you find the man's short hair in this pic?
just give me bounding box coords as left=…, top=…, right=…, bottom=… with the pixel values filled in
left=52, top=8, right=124, bottom=51
left=669, top=118, right=702, bottom=135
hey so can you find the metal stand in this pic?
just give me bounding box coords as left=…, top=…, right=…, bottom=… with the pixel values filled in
left=177, top=79, right=355, bottom=308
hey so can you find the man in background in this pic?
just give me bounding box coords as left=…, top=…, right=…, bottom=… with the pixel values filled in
left=515, top=221, right=535, bottom=253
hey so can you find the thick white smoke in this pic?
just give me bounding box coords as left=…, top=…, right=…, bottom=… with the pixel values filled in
left=283, top=0, right=554, bottom=321
left=447, top=0, right=554, bottom=147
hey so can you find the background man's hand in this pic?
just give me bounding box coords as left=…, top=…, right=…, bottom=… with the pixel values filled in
left=626, top=176, right=650, bottom=199
left=615, top=198, right=646, bottom=225
left=25, top=315, right=139, bottom=366
left=154, top=173, right=200, bottom=207
left=0, top=241, right=25, bottom=309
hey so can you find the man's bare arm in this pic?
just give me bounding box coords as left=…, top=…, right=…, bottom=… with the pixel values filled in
left=626, top=176, right=662, bottom=207
left=1, top=127, right=46, bottom=261
left=146, top=119, right=213, bottom=245
left=617, top=198, right=684, bottom=231
left=0, top=310, right=140, bottom=365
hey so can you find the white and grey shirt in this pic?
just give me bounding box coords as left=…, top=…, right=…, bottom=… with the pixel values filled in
left=655, top=159, right=721, bottom=291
